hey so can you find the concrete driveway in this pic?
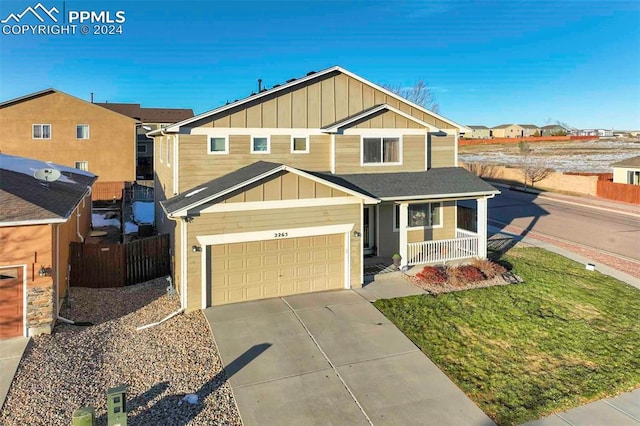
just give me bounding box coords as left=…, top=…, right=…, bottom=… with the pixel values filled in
left=204, top=290, right=494, bottom=425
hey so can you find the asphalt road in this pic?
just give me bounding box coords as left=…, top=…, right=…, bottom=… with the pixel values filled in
left=486, top=188, right=640, bottom=261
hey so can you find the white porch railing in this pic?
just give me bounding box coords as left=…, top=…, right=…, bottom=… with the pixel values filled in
left=407, top=229, right=479, bottom=265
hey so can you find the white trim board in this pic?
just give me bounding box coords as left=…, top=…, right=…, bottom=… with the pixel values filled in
left=323, top=104, right=441, bottom=133
left=197, top=223, right=354, bottom=246
left=200, top=196, right=362, bottom=214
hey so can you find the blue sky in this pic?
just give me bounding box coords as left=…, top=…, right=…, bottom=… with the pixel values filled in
left=1, top=0, right=639, bottom=129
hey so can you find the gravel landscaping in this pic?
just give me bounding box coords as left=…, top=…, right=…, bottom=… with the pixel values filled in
left=0, top=278, right=242, bottom=425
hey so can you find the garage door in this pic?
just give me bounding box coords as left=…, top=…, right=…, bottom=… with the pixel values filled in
left=210, top=234, right=344, bottom=305
left=0, top=267, right=23, bottom=339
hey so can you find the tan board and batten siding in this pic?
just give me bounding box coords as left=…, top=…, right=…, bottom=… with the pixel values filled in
left=191, top=72, right=453, bottom=130
left=177, top=134, right=331, bottom=193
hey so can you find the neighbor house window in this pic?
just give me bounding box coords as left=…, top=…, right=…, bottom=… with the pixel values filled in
left=251, top=136, right=270, bottom=153
left=291, top=136, right=308, bottom=153
left=75, top=161, right=88, bottom=171
left=628, top=171, right=640, bottom=185
left=137, top=144, right=147, bottom=153
left=394, top=202, right=442, bottom=230
left=76, top=124, right=89, bottom=139
left=209, top=137, right=228, bottom=154
left=33, top=124, right=51, bottom=139
left=363, top=137, right=400, bottom=164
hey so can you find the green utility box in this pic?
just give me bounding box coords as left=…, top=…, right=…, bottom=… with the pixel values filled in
left=72, top=407, right=95, bottom=426
left=107, top=385, right=127, bottom=426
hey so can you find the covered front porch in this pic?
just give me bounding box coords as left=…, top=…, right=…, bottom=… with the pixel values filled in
left=362, top=196, right=491, bottom=268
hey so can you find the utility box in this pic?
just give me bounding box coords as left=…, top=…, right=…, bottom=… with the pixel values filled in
left=72, top=407, right=95, bottom=426
left=107, top=385, right=127, bottom=426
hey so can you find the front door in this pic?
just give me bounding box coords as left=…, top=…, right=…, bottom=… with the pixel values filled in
left=363, top=206, right=375, bottom=255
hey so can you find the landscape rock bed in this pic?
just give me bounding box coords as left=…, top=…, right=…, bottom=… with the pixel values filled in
left=0, top=278, right=242, bottom=426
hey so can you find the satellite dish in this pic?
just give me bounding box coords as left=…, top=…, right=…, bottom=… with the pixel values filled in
left=34, top=168, right=61, bottom=184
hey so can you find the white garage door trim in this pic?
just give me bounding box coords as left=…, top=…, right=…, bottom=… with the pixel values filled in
left=198, top=224, right=354, bottom=309
left=0, top=264, right=28, bottom=338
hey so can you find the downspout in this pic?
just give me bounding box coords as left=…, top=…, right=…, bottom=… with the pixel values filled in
left=136, top=214, right=186, bottom=331
left=76, top=186, right=91, bottom=242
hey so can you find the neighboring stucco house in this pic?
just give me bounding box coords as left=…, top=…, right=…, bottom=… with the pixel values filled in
left=492, top=124, right=525, bottom=138
left=150, top=66, right=498, bottom=311
left=465, top=125, right=491, bottom=139
left=96, top=102, right=194, bottom=180
left=519, top=124, right=540, bottom=137
left=540, top=124, right=569, bottom=136
left=0, top=89, right=136, bottom=200
left=612, top=156, right=640, bottom=185
left=0, top=154, right=95, bottom=338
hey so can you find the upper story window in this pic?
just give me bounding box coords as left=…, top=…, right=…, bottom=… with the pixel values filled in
left=291, top=136, right=309, bottom=153
left=362, top=137, right=400, bottom=165
left=76, top=124, right=90, bottom=139
left=251, top=136, right=270, bottom=154
left=75, top=161, right=88, bottom=171
left=209, top=137, right=228, bottom=154
left=33, top=124, right=51, bottom=139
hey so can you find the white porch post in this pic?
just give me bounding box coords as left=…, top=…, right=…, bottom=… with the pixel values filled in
left=476, top=197, right=488, bottom=258
left=399, top=202, right=408, bottom=268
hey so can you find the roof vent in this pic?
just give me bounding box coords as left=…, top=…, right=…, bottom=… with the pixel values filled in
left=273, top=84, right=280, bottom=88
left=286, top=78, right=296, bottom=83
left=306, top=71, right=316, bottom=76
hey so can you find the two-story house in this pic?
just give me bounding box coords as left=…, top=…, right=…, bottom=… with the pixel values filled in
left=465, top=125, right=492, bottom=139
left=0, top=89, right=137, bottom=200
left=95, top=102, right=194, bottom=179
left=491, top=124, right=525, bottom=138
left=519, top=124, right=540, bottom=137
left=150, top=66, right=499, bottom=311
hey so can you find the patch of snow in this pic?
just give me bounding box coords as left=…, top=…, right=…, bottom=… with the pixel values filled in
left=0, top=153, right=95, bottom=184
left=125, top=222, right=139, bottom=234
left=132, top=201, right=154, bottom=224
left=92, top=213, right=120, bottom=229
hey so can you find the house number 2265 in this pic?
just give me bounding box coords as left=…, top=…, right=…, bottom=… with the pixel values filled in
left=274, top=232, right=289, bottom=238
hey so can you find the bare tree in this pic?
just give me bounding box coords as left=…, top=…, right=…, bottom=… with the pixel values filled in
left=380, top=80, right=440, bottom=113
left=518, top=142, right=553, bottom=190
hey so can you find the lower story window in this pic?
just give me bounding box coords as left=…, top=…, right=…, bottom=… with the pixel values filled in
left=395, top=202, right=442, bottom=229
left=75, top=161, right=88, bottom=171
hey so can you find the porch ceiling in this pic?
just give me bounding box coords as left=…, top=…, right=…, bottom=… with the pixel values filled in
left=311, top=167, right=499, bottom=201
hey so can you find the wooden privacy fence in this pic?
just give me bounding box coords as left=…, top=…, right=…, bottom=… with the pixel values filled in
left=69, top=234, right=170, bottom=288
left=596, top=181, right=640, bottom=204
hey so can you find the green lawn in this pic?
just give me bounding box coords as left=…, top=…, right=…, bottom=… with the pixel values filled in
left=374, top=248, right=640, bottom=425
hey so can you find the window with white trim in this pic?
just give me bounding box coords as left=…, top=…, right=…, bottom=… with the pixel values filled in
left=76, top=124, right=89, bottom=139
left=209, top=137, right=228, bottom=154
left=75, top=161, right=88, bottom=171
left=33, top=124, right=51, bottom=139
left=628, top=171, right=640, bottom=185
left=251, top=136, right=270, bottom=153
left=394, top=202, right=442, bottom=231
left=363, top=137, right=400, bottom=164
left=291, top=136, right=309, bottom=153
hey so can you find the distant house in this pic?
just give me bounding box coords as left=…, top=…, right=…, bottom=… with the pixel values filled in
left=492, top=124, right=524, bottom=138
left=519, top=124, right=540, bottom=137
left=96, top=103, right=194, bottom=180
left=0, top=89, right=136, bottom=200
left=0, top=154, right=96, bottom=338
left=465, top=125, right=491, bottom=139
left=540, top=124, right=569, bottom=136
left=611, top=156, right=640, bottom=185
left=576, top=129, right=613, bottom=137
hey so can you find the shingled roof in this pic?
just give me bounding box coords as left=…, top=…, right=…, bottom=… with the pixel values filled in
left=612, top=155, right=640, bottom=168
left=96, top=102, right=194, bottom=124
left=315, top=168, right=499, bottom=200
left=0, top=154, right=96, bottom=224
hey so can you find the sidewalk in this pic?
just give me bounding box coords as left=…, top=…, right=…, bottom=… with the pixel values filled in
left=0, top=337, right=29, bottom=411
